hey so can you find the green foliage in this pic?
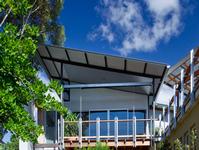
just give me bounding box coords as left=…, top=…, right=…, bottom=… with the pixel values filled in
left=174, top=139, right=183, bottom=150
left=0, top=135, right=19, bottom=150
left=157, top=129, right=199, bottom=150
left=0, top=0, right=32, bottom=15
left=189, top=129, right=198, bottom=150
left=0, top=0, right=67, bottom=143
left=0, top=0, right=66, bottom=46
left=75, top=142, right=110, bottom=150
left=64, top=113, right=78, bottom=136
left=156, top=138, right=172, bottom=150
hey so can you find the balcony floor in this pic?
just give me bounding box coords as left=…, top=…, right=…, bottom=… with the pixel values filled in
left=64, top=137, right=151, bottom=149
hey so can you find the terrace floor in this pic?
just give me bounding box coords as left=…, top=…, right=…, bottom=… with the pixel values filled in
left=64, top=137, right=151, bottom=149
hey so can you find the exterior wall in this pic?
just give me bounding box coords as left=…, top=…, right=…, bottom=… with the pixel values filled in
left=167, top=96, right=199, bottom=148
left=65, top=88, right=148, bottom=112
left=19, top=140, right=33, bottom=150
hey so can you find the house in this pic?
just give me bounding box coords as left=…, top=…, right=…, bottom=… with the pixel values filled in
left=21, top=45, right=169, bottom=150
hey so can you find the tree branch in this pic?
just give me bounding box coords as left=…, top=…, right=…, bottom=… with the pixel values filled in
left=0, top=8, right=12, bottom=27
left=20, top=0, right=38, bottom=38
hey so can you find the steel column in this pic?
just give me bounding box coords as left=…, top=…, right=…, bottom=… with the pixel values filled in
left=190, top=49, right=195, bottom=103
left=173, top=85, right=177, bottom=127
left=180, top=69, right=184, bottom=114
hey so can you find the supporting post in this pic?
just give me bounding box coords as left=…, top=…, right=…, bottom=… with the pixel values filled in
left=167, top=102, right=170, bottom=133
left=180, top=69, right=185, bottom=114
left=153, top=101, right=156, bottom=137
left=159, top=114, right=162, bottom=137
left=58, top=119, right=60, bottom=144
left=96, top=117, right=100, bottom=142
left=60, top=91, right=64, bottom=150
left=173, top=85, right=177, bottom=127
left=80, top=89, right=82, bottom=118
left=78, top=117, right=82, bottom=148
left=190, top=49, right=195, bottom=104
left=114, top=117, right=118, bottom=148
left=133, top=116, right=137, bottom=147
left=146, top=96, right=150, bottom=137
left=60, top=63, right=65, bottom=150
left=152, top=78, right=156, bottom=141
left=162, top=107, right=165, bottom=133
left=150, top=116, right=153, bottom=146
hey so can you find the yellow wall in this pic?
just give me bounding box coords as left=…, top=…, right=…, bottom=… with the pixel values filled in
left=167, top=97, right=199, bottom=148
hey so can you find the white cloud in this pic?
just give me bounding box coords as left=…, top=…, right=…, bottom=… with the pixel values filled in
left=146, top=0, right=180, bottom=17
left=88, top=0, right=183, bottom=56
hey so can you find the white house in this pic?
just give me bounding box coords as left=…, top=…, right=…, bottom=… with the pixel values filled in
left=20, top=45, right=169, bottom=150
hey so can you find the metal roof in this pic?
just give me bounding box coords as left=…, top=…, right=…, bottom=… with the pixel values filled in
left=37, top=45, right=168, bottom=95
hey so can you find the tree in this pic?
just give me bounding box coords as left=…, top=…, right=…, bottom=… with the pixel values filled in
left=0, top=0, right=67, bottom=143
left=0, top=0, right=66, bottom=46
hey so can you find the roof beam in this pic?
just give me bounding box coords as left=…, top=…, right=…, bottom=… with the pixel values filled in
left=64, top=82, right=152, bottom=89
left=40, top=56, right=162, bottom=79
left=84, top=52, right=89, bottom=64
left=45, top=46, right=60, bottom=77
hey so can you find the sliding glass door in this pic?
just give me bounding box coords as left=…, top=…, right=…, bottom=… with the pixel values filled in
left=128, top=111, right=145, bottom=135
left=90, top=111, right=108, bottom=136
left=77, top=109, right=146, bottom=136
left=109, top=110, right=128, bottom=135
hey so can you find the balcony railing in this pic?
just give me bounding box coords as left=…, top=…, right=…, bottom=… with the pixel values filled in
left=61, top=117, right=157, bottom=148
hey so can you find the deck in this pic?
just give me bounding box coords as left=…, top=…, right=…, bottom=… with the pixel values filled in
left=61, top=118, right=155, bottom=149
left=64, top=136, right=151, bottom=148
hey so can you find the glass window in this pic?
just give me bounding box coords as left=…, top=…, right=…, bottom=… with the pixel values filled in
left=46, top=111, right=56, bottom=143
left=90, top=111, right=108, bottom=136
left=82, top=112, right=89, bottom=136
left=110, top=110, right=128, bottom=136
left=128, top=111, right=145, bottom=135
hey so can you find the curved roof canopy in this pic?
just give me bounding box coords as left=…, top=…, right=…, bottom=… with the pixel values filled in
left=37, top=45, right=168, bottom=95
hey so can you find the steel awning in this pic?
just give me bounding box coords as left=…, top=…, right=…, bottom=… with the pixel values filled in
left=37, top=45, right=168, bottom=95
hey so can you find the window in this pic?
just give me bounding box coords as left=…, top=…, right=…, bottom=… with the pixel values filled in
left=128, top=110, right=145, bottom=135
left=110, top=110, right=128, bottom=136
left=90, top=111, right=108, bottom=136
left=76, top=109, right=146, bottom=137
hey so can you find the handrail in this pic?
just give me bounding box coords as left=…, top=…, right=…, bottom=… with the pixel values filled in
left=64, top=118, right=157, bottom=123
left=64, top=117, right=156, bottom=148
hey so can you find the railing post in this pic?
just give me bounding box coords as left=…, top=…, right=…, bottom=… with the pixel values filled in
left=190, top=49, right=195, bottom=104
left=180, top=69, right=185, bottom=114
left=159, top=114, right=162, bottom=137
left=58, top=119, right=60, bottom=144
left=62, top=116, right=65, bottom=149
left=173, top=85, right=177, bottom=127
left=150, top=116, right=153, bottom=146
left=167, top=102, right=170, bottom=134
left=153, top=101, right=156, bottom=137
left=162, top=107, right=165, bottom=133
left=78, top=117, right=82, bottom=148
left=133, top=116, right=137, bottom=147
left=96, top=117, right=100, bottom=142
left=114, top=117, right=118, bottom=148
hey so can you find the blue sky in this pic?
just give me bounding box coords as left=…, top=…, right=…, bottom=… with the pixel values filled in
left=60, top=0, right=199, bottom=65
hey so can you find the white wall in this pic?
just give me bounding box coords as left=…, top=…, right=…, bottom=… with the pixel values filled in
left=65, top=88, right=148, bottom=112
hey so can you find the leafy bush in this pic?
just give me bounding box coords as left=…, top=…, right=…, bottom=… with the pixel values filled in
left=75, top=142, right=110, bottom=150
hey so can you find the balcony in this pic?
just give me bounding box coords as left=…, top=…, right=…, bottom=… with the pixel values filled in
left=62, top=118, right=155, bottom=148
